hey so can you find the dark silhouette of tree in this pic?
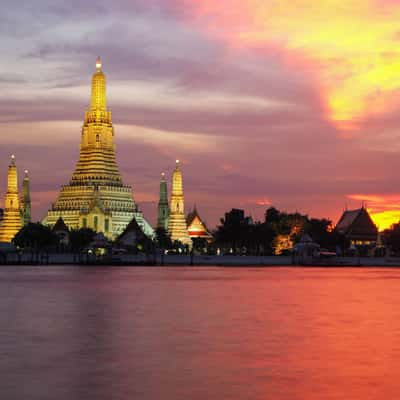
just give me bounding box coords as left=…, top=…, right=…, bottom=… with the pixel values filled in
left=216, top=206, right=342, bottom=255
left=305, top=218, right=338, bottom=251
left=383, top=223, right=400, bottom=255
left=155, top=227, right=173, bottom=249
left=69, top=228, right=96, bottom=252
left=13, top=223, right=57, bottom=250
left=265, top=207, right=281, bottom=224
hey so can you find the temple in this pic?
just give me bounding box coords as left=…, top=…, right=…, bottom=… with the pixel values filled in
left=156, top=173, right=169, bottom=231
left=186, top=206, right=213, bottom=242
left=43, top=58, right=153, bottom=239
left=20, top=169, right=31, bottom=226
left=0, top=155, right=23, bottom=242
left=336, top=207, right=378, bottom=247
left=167, top=160, right=192, bottom=247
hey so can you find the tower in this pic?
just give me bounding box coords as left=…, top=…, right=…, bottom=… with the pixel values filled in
left=20, top=169, right=31, bottom=226
left=157, top=172, right=169, bottom=231
left=167, top=160, right=191, bottom=247
left=43, top=58, right=153, bottom=239
left=0, top=155, right=23, bottom=242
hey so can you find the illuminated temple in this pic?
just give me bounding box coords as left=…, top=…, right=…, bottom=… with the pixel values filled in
left=168, top=160, right=192, bottom=247
left=0, top=156, right=23, bottom=243
left=186, top=206, right=213, bottom=242
left=43, top=58, right=153, bottom=239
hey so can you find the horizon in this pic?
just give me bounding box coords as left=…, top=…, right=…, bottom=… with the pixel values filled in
left=1, top=1, right=400, bottom=230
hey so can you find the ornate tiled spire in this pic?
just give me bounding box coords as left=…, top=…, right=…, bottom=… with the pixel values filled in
left=157, top=172, right=169, bottom=230
left=43, top=58, right=154, bottom=239
left=0, top=155, right=22, bottom=242
left=168, top=160, right=191, bottom=247
left=21, top=169, right=31, bottom=226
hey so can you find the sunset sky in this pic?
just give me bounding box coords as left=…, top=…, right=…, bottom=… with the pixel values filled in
left=1, top=0, right=400, bottom=229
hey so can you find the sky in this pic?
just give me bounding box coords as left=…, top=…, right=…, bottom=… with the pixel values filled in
left=1, top=0, right=400, bottom=230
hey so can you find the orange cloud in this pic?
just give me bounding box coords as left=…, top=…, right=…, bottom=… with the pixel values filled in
left=256, top=199, right=272, bottom=206
left=183, top=0, right=400, bottom=130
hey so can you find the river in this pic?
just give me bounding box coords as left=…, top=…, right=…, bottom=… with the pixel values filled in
left=1, top=266, right=399, bottom=399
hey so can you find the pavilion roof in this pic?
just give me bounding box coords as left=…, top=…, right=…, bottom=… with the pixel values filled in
left=52, top=217, right=69, bottom=233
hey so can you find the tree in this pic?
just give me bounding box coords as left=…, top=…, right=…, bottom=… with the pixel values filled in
left=155, top=227, right=173, bottom=249
left=13, top=223, right=57, bottom=250
left=69, top=228, right=96, bottom=252
left=305, top=218, right=338, bottom=250
left=383, top=223, right=400, bottom=255
left=265, top=207, right=281, bottom=224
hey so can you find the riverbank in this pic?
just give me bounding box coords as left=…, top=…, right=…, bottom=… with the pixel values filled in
left=2, top=253, right=400, bottom=266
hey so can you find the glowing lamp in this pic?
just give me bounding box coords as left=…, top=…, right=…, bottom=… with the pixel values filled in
left=96, top=56, right=102, bottom=70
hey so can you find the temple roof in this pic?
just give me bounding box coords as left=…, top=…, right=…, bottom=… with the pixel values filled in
left=117, top=217, right=151, bottom=244
left=187, top=207, right=213, bottom=240
left=52, top=217, right=69, bottom=233
left=336, top=207, right=378, bottom=240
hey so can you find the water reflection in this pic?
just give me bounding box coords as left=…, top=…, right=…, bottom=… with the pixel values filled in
left=1, top=267, right=400, bottom=399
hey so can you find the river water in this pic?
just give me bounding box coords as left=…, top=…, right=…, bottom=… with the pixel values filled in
left=1, top=266, right=399, bottom=400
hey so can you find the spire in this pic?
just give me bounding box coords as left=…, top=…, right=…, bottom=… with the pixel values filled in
left=96, top=56, right=102, bottom=71
left=21, top=169, right=31, bottom=226
left=168, top=159, right=192, bottom=247
left=157, top=172, right=169, bottom=230
left=91, top=56, right=106, bottom=111
left=159, top=172, right=168, bottom=202
left=0, top=155, right=22, bottom=242
left=172, top=159, right=183, bottom=196
left=7, top=155, right=18, bottom=194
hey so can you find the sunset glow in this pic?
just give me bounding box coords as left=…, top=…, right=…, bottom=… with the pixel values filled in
left=183, top=0, right=400, bottom=129
left=348, top=194, right=400, bottom=230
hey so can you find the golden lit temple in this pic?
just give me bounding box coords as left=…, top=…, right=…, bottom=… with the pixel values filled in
left=186, top=206, right=213, bottom=242
left=0, top=155, right=23, bottom=243
left=43, top=58, right=153, bottom=239
left=168, top=160, right=192, bottom=247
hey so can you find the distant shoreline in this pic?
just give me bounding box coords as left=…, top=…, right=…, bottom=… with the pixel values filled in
left=2, top=254, right=400, bottom=267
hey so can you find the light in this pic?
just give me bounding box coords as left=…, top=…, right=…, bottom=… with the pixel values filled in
left=96, top=56, right=102, bottom=70
left=24, top=169, right=28, bottom=174
left=11, top=154, right=15, bottom=160
left=176, top=159, right=180, bottom=164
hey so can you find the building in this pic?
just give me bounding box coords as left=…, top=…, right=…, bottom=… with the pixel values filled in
left=20, top=169, right=31, bottom=226
left=336, top=207, right=378, bottom=247
left=186, top=206, right=213, bottom=242
left=116, top=217, right=153, bottom=251
left=52, top=217, right=70, bottom=248
left=0, top=155, right=23, bottom=243
left=156, top=173, right=169, bottom=231
left=167, top=160, right=192, bottom=247
left=43, top=58, right=153, bottom=239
